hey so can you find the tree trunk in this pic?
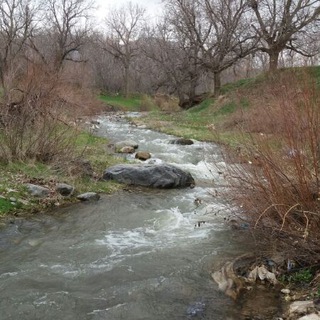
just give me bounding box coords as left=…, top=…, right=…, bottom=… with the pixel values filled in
left=213, top=71, right=221, bottom=96
left=123, top=64, right=130, bottom=98
left=268, top=51, right=280, bottom=72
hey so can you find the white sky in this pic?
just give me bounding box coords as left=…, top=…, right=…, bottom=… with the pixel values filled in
left=94, top=0, right=164, bottom=22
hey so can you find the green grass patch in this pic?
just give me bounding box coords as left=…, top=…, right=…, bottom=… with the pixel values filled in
left=281, top=268, right=314, bottom=285
left=100, top=94, right=142, bottom=111
left=0, top=198, right=17, bottom=215
left=221, top=77, right=258, bottom=94
left=189, top=98, right=214, bottom=114
left=214, top=101, right=237, bottom=116
left=308, top=65, right=320, bottom=86
left=100, top=94, right=159, bottom=112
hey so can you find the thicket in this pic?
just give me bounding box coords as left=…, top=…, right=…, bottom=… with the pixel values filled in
left=0, top=65, right=103, bottom=165
left=227, top=69, right=320, bottom=263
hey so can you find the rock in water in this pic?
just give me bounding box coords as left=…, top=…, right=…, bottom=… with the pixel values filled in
left=135, top=151, right=151, bottom=161
left=115, top=140, right=139, bottom=152
left=170, top=138, right=194, bottom=145
left=77, top=192, right=100, bottom=201
left=119, top=146, right=135, bottom=154
left=186, top=301, right=206, bottom=317
left=102, top=164, right=195, bottom=188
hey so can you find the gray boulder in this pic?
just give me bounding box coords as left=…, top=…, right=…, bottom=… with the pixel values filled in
left=102, top=164, right=195, bottom=188
left=25, top=184, right=50, bottom=197
left=77, top=192, right=100, bottom=201
left=56, top=183, right=74, bottom=196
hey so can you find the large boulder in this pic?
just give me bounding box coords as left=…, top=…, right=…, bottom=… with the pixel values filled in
left=102, top=164, right=195, bottom=188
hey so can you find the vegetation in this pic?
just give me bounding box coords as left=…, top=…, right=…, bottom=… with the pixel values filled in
left=0, top=129, right=123, bottom=218
left=281, top=268, right=314, bottom=286
left=100, top=94, right=143, bottom=111
left=100, top=94, right=158, bottom=111
left=109, top=67, right=320, bottom=267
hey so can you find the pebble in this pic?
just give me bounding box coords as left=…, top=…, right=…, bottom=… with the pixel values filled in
left=281, top=289, right=291, bottom=295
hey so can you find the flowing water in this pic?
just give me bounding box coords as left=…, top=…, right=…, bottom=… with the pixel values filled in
left=0, top=113, right=274, bottom=319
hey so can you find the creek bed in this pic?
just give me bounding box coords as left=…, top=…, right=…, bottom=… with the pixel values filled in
left=0, top=113, right=280, bottom=319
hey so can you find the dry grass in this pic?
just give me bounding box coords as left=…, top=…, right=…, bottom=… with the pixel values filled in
left=153, top=94, right=180, bottom=112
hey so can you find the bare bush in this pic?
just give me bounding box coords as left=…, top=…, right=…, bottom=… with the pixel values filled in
left=0, top=64, right=101, bottom=163
left=153, top=94, right=180, bottom=112
left=227, top=70, right=320, bottom=254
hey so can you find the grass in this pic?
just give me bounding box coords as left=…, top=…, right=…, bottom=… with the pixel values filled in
left=100, top=94, right=143, bottom=111
left=0, top=129, right=124, bottom=218
left=281, top=268, right=314, bottom=285
left=100, top=94, right=163, bottom=112
left=0, top=198, right=19, bottom=216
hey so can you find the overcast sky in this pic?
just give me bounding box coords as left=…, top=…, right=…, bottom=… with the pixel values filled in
left=94, top=0, right=164, bottom=22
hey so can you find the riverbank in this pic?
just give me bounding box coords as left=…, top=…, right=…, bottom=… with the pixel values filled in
left=0, top=127, right=125, bottom=220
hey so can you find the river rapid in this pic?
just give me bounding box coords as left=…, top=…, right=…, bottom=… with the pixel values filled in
left=0, top=113, right=276, bottom=319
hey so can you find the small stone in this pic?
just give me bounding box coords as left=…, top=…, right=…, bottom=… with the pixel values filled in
left=56, top=183, right=74, bottom=196
left=119, top=146, right=135, bottom=154
left=28, top=239, right=41, bottom=247
left=25, top=184, right=50, bottom=198
left=9, top=197, right=17, bottom=203
left=281, top=289, right=291, bottom=295
left=135, top=151, right=151, bottom=161
left=169, top=138, right=194, bottom=145
left=115, top=140, right=139, bottom=151
left=77, top=192, right=100, bottom=202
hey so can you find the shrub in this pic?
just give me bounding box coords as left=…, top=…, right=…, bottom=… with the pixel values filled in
left=139, top=94, right=156, bottom=111
left=0, top=64, right=102, bottom=163
left=153, top=94, right=180, bottom=111
left=227, top=69, right=320, bottom=259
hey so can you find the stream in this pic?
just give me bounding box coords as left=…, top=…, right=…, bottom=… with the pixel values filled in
left=0, top=113, right=280, bottom=319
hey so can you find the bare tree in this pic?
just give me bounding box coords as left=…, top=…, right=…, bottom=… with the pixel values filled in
left=202, top=0, right=256, bottom=93
left=165, top=0, right=256, bottom=97
left=249, top=0, right=320, bottom=71
left=103, top=2, right=146, bottom=97
left=0, top=0, right=35, bottom=96
left=142, top=19, right=206, bottom=108
left=28, top=0, right=93, bottom=71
